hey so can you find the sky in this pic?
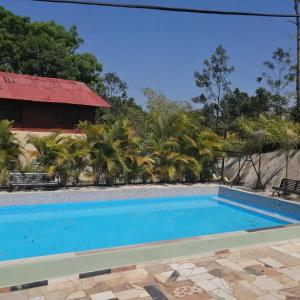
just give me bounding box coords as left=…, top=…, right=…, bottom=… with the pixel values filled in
left=0, top=0, right=297, bottom=108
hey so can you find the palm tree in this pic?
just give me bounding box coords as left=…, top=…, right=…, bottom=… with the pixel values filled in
left=146, top=113, right=205, bottom=182
left=78, top=121, right=128, bottom=185
left=0, top=120, right=22, bottom=185
left=27, top=133, right=71, bottom=185
left=59, top=136, right=90, bottom=186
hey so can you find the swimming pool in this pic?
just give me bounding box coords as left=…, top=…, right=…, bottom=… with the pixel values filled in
left=0, top=193, right=298, bottom=261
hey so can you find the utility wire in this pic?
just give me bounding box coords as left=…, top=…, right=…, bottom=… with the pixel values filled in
left=31, top=0, right=300, bottom=18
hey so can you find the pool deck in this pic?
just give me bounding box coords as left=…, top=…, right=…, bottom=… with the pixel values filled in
left=1, top=238, right=300, bottom=300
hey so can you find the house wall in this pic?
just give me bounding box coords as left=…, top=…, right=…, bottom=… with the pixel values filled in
left=0, top=99, right=96, bottom=131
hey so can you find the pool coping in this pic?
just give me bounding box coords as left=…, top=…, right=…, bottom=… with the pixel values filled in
left=1, top=185, right=300, bottom=289
left=1, top=223, right=300, bottom=289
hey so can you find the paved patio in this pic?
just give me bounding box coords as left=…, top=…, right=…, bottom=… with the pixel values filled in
left=2, top=239, right=300, bottom=300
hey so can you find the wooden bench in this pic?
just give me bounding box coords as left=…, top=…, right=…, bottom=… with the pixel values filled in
left=9, top=173, right=59, bottom=190
left=272, top=178, right=300, bottom=197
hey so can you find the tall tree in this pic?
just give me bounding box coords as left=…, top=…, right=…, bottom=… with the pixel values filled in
left=98, top=72, right=145, bottom=129
left=257, top=48, right=295, bottom=116
left=0, top=6, right=103, bottom=92
left=294, top=0, right=300, bottom=120
left=144, top=88, right=192, bottom=116
left=193, top=45, right=234, bottom=129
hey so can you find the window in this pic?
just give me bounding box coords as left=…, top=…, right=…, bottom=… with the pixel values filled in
left=0, top=102, right=22, bottom=122
left=56, top=107, right=80, bottom=125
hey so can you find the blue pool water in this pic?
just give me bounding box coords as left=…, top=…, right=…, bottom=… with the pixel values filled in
left=0, top=195, right=291, bottom=261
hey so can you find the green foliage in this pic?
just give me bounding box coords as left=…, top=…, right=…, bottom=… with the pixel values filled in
left=97, top=73, right=146, bottom=130
left=145, top=96, right=223, bottom=182
left=194, top=45, right=234, bottom=126
left=237, top=115, right=299, bottom=187
left=145, top=88, right=192, bottom=116
left=0, top=120, right=21, bottom=185
left=257, top=48, right=295, bottom=116
left=0, top=6, right=103, bottom=92
left=78, top=121, right=128, bottom=185
left=27, top=133, right=89, bottom=186
left=27, top=133, right=65, bottom=184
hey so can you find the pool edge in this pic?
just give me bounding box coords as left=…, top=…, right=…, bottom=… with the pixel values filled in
left=1, top=224, right=300, bottom=289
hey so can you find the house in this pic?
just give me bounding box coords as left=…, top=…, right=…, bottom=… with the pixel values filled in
left=0, top=72, right=110, bottom=132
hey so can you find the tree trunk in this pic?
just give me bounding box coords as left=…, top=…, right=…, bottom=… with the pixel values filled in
left=285, top=151, right=289, bottom=179
left=256, top=147, right=263, bottom=189
left=221, top=129, right=227, bottom=181
left=294, top=0, right=300, bottom=118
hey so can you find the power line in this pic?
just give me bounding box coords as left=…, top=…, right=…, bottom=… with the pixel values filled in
left=31, top=0, right=300, bottom=18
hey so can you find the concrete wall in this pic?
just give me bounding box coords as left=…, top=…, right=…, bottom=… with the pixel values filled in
left=223, top=150, right=300, bottom=189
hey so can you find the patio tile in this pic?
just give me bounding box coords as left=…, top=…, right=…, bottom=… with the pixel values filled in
left=211, top=288, right=237, bottom=300
left=258, top=257, right=284, bottom=268
left=144, top=264, right=172, bottom=274
left=272, top=274, right=300, bottom=288
left=195, top=280, right=217, bottom=292
left=90, top=290, right=116, bottom=300
left=26, top=288, right=44, bottom=299
left=67, top=290, right=86, bottom=299
left=153, top=271, right=176, bottom=284
left=208, top=268, right=225, bottom=278
left=195, top=260, right=223, bottom=271
left=29, top=297, right=45, bottom=300
left=144, top=285, right=169, bottom=300
left=281, top=243, right=300, bottom=252
left=170, top=263, right=197, bottom=270
left=230, top=283, right=257, bottom=300
left=172, top=285, right=203, bottom=298
left=291, top=264, right=300, bottom=272
left=269, top=291, right=286, bottom=300
left=190, top=267, right=209, bottom=276
left=97, top=274, right=128, bottom=288
left=110, top=283, right=133, bottom=293
left=41, top=288, right=77, bottom=300
left=85, top=282, right=111, bottom=295
left=209, top=278, right=231, bottom=293
left=164, top=279, right=195, bottom=289
left=216, top=259, right=243, bottom=272
left=279, top=268, right=300, bottom=281
left=257, top=293, right=281, bottom=300
left=244, top=264, right=280, bottom=276
left=251, top=276, right=283, bottom=291
left=181, top=293, right=212, bottom=300
left=121, top=269, right=149, bottom=284
left=280, top=285, right=300, bottom=297
left=189, top=272, right=214, bottom=282
left=270, top=254, right=300, bottom=267
left=238, top=280, right=265, bottom=296
left=234, top=258, right=262, bottom=268
left=73, top=278, right=97, bottom=290
left=115, top=288, right=150, bottom=300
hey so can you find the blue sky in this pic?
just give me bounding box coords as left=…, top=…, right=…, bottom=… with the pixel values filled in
left=1, top=0, right=297, bottom=108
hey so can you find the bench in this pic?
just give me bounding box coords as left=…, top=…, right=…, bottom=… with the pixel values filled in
left=272, top=178, right=300, bottom=197
left=9, top=173, right=59, bottom=190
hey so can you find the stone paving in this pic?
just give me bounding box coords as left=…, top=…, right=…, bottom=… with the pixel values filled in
left=2, top=240, right=300, bottom=300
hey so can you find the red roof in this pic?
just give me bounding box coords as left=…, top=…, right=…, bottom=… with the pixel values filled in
left=0, top=72, right=111, bottom=108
